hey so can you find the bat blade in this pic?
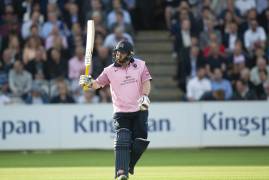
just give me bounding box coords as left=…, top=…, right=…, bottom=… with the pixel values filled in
left=83, top=20, right=95, bottom=91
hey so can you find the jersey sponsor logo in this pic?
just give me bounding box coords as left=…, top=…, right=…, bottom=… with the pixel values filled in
left=203, top=111, right=269, bottom=136
left=0, top=120, right=41, bottom=140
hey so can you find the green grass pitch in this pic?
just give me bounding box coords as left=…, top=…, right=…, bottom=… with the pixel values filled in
left=0, top=148, right=269, bottom=180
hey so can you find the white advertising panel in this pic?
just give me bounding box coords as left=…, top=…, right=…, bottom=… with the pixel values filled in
left=0, top=102, right=268, bottom=150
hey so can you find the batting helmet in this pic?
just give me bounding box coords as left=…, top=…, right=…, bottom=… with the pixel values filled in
left=113, top=40, right=134, bottom=64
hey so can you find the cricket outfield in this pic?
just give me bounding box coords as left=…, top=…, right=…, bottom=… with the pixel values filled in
left=0, top=148, right=269, bottom=180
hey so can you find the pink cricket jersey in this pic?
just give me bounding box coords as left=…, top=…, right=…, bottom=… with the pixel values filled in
left=95, top=58, right=152, bottom=113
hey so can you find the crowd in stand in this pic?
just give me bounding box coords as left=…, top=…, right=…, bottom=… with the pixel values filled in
left=1, top=0, right=269, bottom=105
left=166, top=0, right=269, bottom=101
left=0, top=0, right=137, bottom=105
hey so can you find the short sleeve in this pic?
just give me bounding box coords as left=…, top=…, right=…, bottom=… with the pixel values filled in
left=141, top=63, right=152, bottom=83
left=95, top=69, right=110, bottom=87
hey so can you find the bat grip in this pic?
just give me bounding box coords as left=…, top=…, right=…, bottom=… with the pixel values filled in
left=83, top=64, right=90, bottom=91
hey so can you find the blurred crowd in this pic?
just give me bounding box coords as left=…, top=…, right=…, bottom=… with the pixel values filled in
left=167, top=0, right=269, bottom=101
left=0, top=0, right=143, bottom=105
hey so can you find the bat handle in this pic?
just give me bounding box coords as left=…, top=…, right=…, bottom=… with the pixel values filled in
left=83, top=64, right=90, bottom=91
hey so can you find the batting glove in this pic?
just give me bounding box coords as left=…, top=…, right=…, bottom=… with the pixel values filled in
left=79, top=75, right=94, bottom=88
left=138, top=95, right=150, bottom=111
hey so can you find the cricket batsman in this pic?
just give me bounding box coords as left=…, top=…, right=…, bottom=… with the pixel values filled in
left=79, top=40, right=152, bottom=180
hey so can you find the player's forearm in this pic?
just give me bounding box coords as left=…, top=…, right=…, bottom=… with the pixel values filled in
left=91, top=80, right=101, bottom=90
left=142, top=80, right=151, bottom=96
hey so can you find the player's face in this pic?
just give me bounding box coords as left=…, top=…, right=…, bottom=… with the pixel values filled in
left=115, top=51, right=128, bottom=63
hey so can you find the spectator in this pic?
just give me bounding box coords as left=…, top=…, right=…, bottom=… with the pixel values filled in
left=45, top=26, right=68, bottom=50
left=264, top=81, right=269, bottom=100
left=231, top=79, right=257, bottom=100
left=68, top=46, right=85, bottom=81
left=1, top=48, right=14, bottom=73
left=205, top=42, right=227, bottom=77
left=23, top=36, right=43, bottom=64
left=63, top=1, right=82, bottom=29
left=92, top=10, right=107, bottom=37
left=253, top=69, right=269, bottom=100
left=223, top=21, right=243, bottom=53
left=50, top=79, right=75, bottom=103
left=219, top=0, right=241, bottom=25
left=110, top=10, right=134, bottom=37
left=244, top=19, right=266, bottom=53
left=41, top=11, right=68, bottom=39
left=250, top=57, right=269, bottom=86
left=107, top=0, right=132, bottom=29
left=199, top=19, right=222, bottom=49
left=24, top=47, right=47, bottom=78
left=77, top=89, right=99, bottom=104
left=25, top=83, right=49, bottom=104
left=103, top=25, right=133, bottom=50
left=21, top=10, right=43, bottom=40
left=45, top=48, right=67, bottom=80
left=186, top=66, right=211, bottom=101
left=200, top=89, right=225, bottom=101
left=8, top=60, right=32, bottom=102
left=211, top=68, right=233, bottom=100
left=235, top=0, right=256, bottom=16
left=164, top=0, right=180, bottom=29
left=67, top=23, right=84, bottom=53
left=0, top=83, right=11, bottom=105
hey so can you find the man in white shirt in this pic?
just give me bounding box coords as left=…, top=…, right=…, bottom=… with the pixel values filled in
left=244, top=19, right=266, bottom=52
left=187, top=66, right=211, bottom=101
left=103, top=26, right=133, bottom=50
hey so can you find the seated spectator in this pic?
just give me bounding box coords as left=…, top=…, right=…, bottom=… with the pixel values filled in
left=219, top=0, right=241, bottom=25
left=250, top=57, right=269, bottom=86
left=0, top=83, right=11, bottom=105
left=264, top=81, right=269, bottom=100
left=240, top=68, right=255, bottom=90
left=110, top=10, right=134, bottom=37
left=244, top=19, right=266, bottom=53
left=231, top=79, right=257, bottom=100
left=45, top=26, right=68, bottom=50
left=253, top=69, right=268, bottom=100
left=203, top=32, right=226, bottom=58
left=200, top=89, right=225, bottom=101
left=1, top=48, right=13, bottom=74
left=91, top=11, right=107, bottom=37
left=199, top=19, right=222, bottom=49
left=21, top=10, right=43, bottom=40
left=235, top=0, right=256, bottom=16
left=62, top=1, right=82, bottom=29
left=45, top=48, right=67, bottom=80
left=25, top=83, right=49, bottom=104
left=50, top=79, right=75, bottom=103
left=103, top=25, right=133, bottom=50
left=24, top=47, right=47, bottom=78
left=164, top=0, right=180, bottom=29
left=77, top=89, right=99, bottom=104
left=186, top=66, right=211, bottom=101
left=211, top=68, right=233, bottom=100
left=41, top=11, right=68, bottom=39
left=223, top=21, right=243, bottom=53
left=205, top=42, right=227, bottom=77
left=23, top=36, right=43, bottom=65
left=107, top=0, right=132, bottom=30
left=179, top=45, right=205, bottom=91
left=67, top=23, right=84, bottom=54
left=8, top=60, right=32, bottom=102
left=68, top=46, right=85, bottom=93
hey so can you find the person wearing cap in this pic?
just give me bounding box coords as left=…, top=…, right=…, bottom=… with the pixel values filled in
left=79, top=40, right=152, bottom=180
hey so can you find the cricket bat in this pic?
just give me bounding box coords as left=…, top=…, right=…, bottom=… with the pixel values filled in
left=83, top=20, right=95, bottom=91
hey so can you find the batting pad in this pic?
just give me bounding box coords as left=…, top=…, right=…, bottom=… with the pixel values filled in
left=129, top=138, right=150, bottom=175
left=114, top=128, right=132, bottom=178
